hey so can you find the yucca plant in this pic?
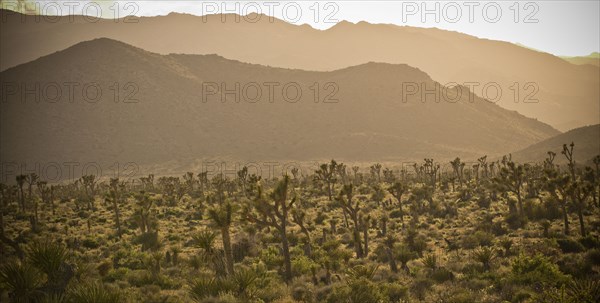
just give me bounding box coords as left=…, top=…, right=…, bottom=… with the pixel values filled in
left=422, top=254, right=438, bottom=271
left=395, top=246, right=416, bottom=273
left=0, top=262, right=44, bottom=303
left=207, top=200, right=236, bottom=276
left=346, top=264, right=378, bottom=281
left=473, top=246, right=496, bottom=271
left=567, top=279, right=600, bottom=303
left=26, top=241, right=69, bottom=281
left=192, top=230, right=226, bottom=276
left=498, top=238, right=513, bottom=257
left=67, top=282, right=122, bottom=303
left=230, top=267, right=259, bottom=300
left=189, top=277, right=232, bottom=302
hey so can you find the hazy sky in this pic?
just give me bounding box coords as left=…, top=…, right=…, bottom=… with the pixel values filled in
left=3, top=0, right=598, bottom=56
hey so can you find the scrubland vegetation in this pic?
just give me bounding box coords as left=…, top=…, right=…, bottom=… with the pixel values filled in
left=1, top=143, right=599, bottom=302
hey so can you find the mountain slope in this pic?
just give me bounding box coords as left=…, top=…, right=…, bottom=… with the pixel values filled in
left=0, top=10, right=598, bottom=131
left=0, top=38, right=559, bottom=172
left=511, top=124, right=600, bottom=165
left=561, top=53, right=600, bottom=67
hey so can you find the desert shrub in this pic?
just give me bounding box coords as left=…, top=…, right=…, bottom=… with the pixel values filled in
left=326, top=283, right=351, bottom=303
left=292, top=255, right=318, bottom=276
left=259, top=246, right=283, bottom=269
left=446, top=289, right=477, bottom=303
left=133, top=232, right=161, bottom=251
left=586, top=249, right=600, bottom=266
left=505, top=212, right=528, bottom=230
left=477, top=196, right=491, bottom=208
left=490, top=221, right=507, bottom=236
left=347, top=278, right=387, bottom=303
left=579, top=235, right=600, bottom=249
left=82, top=237, right=100, bottom=249
left=97, top=261, right=112, bottom=277
left=381, top=282, right=408, bottom=302
left=291, top=280, right=316, bottom=303
left=510, top=253, right=570, bottom=286
left=410, top=277, right=432, bottom=301
left=103, top=267, right=128, bottom=283
left=430, top=267, right=455, bottom=283
left=389, top=209, right=403, bottom=219
left=557, top=238, right=585, bottom=253
left=557, top=253, right=594, bottom=279
left=462, top=231, right=494, bottom=249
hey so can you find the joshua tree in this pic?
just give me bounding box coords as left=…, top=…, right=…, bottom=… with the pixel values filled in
left=568, top=175, right=594, bottom=237
left=543, top=169, right=571, bottom=235
left=558, top=142, right=594, bottom=237
left=360, top=214, right=370, bottom=257
left=423, top=159, right=439, bottom=190
left=24, top=173, right=38, bottom=205
left=134, top=191, right=155, bottom=236
left=105, top=178, right=125, bottom=238
left=352, top=166, right=360, bottom=184
left=388, top=182, right=408, bottom=218
left=494, top=159, right=526, bottom=216
left=183, top=172, right=196, bottom=195
left=245, top=175, right=295, bottom=283
left=337, top=184, right=363, bottom=258
left=16, top=174, right=27, bottom=212
left=36, top=181, right=52, bottom=215
left=562, top=142, right=576, bottom=179
left=315, top=160, right=338, bottom=200
left=207, top=200, right=236, bottom=276
left=370, top=163, right=382, bottom=183
left=478, top=156, right=489, bottom=179
left=450, top=158, right=465, bottom=188
left=237, top=166, right=248, bottom=195
left=140, top=174, right=155, bottom=191
left=336, top=162, right=349, bottom=185
left=292, top=207, right=312, bottom=256
left=80, top=174, right=98, bottom=210
left=384, top=235, right=398, bottom=273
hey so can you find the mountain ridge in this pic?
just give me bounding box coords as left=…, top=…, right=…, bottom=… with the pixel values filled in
left=0, top=38, right=559, bottom=173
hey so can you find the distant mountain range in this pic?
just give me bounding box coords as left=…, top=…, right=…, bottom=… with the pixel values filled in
left=1, top=10, right=598, bottom=131
left=560, top=52, right=600, bottom=67
left=0, top=38, right=559, bottom=171
left=511, top=124, right=600, bottom=165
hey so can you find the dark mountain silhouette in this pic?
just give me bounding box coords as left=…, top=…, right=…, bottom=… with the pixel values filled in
left=511, top=124, right=600, bottom=165
left=0, top=38, right=559, bottom=172
left=0, top=10, right=597, bottom=131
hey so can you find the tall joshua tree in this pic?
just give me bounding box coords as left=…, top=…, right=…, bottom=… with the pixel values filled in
left=568, top=171, right=594, bottom=237
left=450, top=158, right=465, bottom=188
left=16, top=175, right=27, bottom=212
left=245, top=175, right=296, bottom=283
left=338, top=184, right=363, bottom=258
left=81, top=175, right=97, bottom=210
left=561, top=142, right=594, bottom=237
left=207, top=200, right=235, bottom=276
left=388, top=182, right=408, bottom=219
left=315, top=160, right=337, bottom=201
left=495, top=159, right=526, bottom=216
left=105, top=178, right=125, bottom=238
left=543, top=169, right=571, bottom=235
